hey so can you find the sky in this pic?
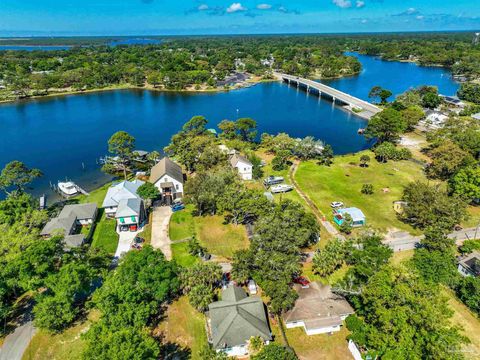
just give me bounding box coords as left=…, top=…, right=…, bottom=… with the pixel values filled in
left=0, top=0, right=479, bottom=36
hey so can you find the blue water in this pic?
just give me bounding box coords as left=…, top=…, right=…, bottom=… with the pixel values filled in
left=0, top=53, right=458, bottom=199
left=0, top=45, right=72, bottom=51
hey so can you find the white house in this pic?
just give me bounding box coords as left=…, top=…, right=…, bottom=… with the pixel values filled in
left=102, top=180, right=146, bottom=231
left=283, top=282, right=354, bottom=336
left=149, top=157, right=184, bottom=203
left=457, top=251, right=480, bottom=277
left=229, top=153, right=253, bottom=181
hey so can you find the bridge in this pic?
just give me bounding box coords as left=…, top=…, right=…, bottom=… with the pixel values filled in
left=273, top=72, right=382, bottom=120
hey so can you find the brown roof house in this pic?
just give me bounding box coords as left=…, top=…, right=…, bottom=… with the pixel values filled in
left=283, top=282, right=354, bottom=336
left=150, top=157, right=184, bottom=202
left=207, top=286, right=272, bottom=357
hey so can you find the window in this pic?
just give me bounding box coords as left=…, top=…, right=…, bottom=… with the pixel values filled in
left=175, top=184, right=179, bottom=190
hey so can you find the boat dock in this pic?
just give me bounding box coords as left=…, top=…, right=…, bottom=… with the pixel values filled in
left=273, top=72, right=382, bottom=120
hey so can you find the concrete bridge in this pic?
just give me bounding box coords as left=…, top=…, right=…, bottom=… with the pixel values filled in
left=274, top=72, right=382, bottom=120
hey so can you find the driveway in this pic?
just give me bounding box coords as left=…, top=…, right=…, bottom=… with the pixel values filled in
left=151, top=206, right=173, bottom=260
left=0, top=310, right=35, bottom=360
left=114, top=228, right=143, bottom=258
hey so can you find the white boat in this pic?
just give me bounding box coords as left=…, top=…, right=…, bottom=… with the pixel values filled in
left=57, top=181, right=79, bottom=196
left=263, top=176, right=284, bottom=186
left=271, top=184, right=294, bottom=194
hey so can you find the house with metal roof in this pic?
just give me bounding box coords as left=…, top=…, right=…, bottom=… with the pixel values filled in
left=457, top=251, right=480, bottom=277
left=58, top=203, right=98, bottom=225
left=229, top=153, right=253, bottom=181
left=102, top=180, right=145, bottom=231
left=333, top=207, right=366, bottom=227
left=150, top=157, right=184, bottom=203
left=283, top=282, right=354, bottom=335
left=207, top=285, right=272, bottom=357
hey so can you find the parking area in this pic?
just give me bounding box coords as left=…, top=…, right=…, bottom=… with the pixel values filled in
left=114, top=227, right=144, bottom=258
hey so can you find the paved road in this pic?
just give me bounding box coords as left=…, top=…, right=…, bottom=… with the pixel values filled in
left=288, top=161, right=346, bottom=241
left=384, top=227, right=479, bottom=252
left=151, top=206, right=173, bottom=260
left=0, top=316, right=35, bottom=360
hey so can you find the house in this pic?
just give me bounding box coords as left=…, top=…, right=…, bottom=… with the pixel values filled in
left=229, top=153, right=253, bottom=181
left=457, top=251, right=480, bottom=277
left=440, top=95, right=465, bottom=108
left=423, top=110, right=449, bottom=129
left=149, top=157, right=184, bottom=203
left=40, top=202, right=98, bottom=249
left=471, top=113, right=480, bottom=121
left=207, top=286, right=272, bottom=357
left=102, top=180, right=146, bottom=231
left=333, top=207, right=366, bottom=227
left=283, top=282, right=354, bottom=335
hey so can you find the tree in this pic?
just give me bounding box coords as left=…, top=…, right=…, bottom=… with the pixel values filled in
left=401, top=105, right=424, bottom=130
left=236, top=118, right=257, bottom=142
left=0, top=161, right=42, bottom=194
left=450, top=166, right=480, bottom=202
left=373, top=142, right=411, bottom=162
left=147, top=150, right=160, bottom=166
left=456, top=276, right=480, bottom=315
left=458, top=82, right=480, bottom=104
left=364, top=108, right=406, bottom=143
left=271, top=150, right=291, bottom=171
left=401, top=181, right=467, bottom=231
left=248, top=154, right=264, bottom=180
left=422, top=92, right=442, bottom=109
left=312, top=238, right=350, bottom=277
left=361, top=184, right=374, bottom=195
left=347, top=266, right=467, bottom=359
left=317, top=144, right=334, bottom=166
left=182, top=115, right=208, bottom=136
left=251, top=344, right=298, bottom=360
left=199, top=345, right=228, bottom=360
left=368, top=86, right=392, bottom=104
left=136, top=182, right=160, bottom=201
left=261, top=133, right=296, bottom=154
left=426, top=140, right=473, bottom=180
left=359, top=154, right=370, bottom=167
left=33, top=296, right=78, bottom=332
left=180, top=262, right=222, bottom=312
left=218, top=119, right=237, bottom=140
left=293, top=137, right=324, bottom=160
left=339, top=213, right=353, bottom=234
left=106, top=131, right=135, bottom=179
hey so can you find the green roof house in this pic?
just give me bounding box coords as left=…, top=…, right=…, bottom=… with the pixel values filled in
left=207, top=286, right=272, bottom=357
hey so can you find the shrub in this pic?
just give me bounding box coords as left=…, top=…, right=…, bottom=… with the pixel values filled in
left=361, top=184, right=374, bottom=195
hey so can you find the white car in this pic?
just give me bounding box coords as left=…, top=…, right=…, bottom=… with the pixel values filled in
left=248, top=280, right=257, bottom=295
left=271, top=184, right=294, bottom=194
left=330, top=201, right=344, bottom=209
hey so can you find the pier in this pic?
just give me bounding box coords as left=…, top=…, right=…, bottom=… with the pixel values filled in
left=274, top=72, right=382, bottom=120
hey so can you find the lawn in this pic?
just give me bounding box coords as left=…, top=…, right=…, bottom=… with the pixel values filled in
left=169, top=206, right=249, bottom=259
left=270, top=318, right=351, bottom=360
left=443, top=287, right=480, bottom=357
left=156, top=296, right=207, bottom=360
left=90, top=211, right=118, bottom=254
left=171, top=242, right=198, bottom=267
left=22, top=311, right=100, bottom=360
left=295, top=151, right=426, bottom=235
left=303, top=261, right=350, bottom=286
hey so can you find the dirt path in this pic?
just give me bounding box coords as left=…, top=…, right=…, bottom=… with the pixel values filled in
left=151, top=206, right=173, bottom=260
left=288, top=161, right=345, bottom=241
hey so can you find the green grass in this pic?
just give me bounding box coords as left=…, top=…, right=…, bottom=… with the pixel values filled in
left=157, top=296, right=207, bottom=360
left=303, top=262, right=350, bottom=285
left=295, top=151, right=426, bottom=234
left=77, top=183, right=110, bottom=207
left=171, top=242, right=198, bottom=267
left=90, top=211, right=118, bottom=254
left=169, top=205, right=195, bottom=241
left=22, top=311, right=100, bottom=360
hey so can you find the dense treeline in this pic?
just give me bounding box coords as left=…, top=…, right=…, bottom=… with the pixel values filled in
left=0, top=36, right=361, bottom=101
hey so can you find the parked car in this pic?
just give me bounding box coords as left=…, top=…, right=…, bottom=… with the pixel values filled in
left=131, top=243, right=142, bottom=250
left=134, top=236, right=145, bottom=244
left=293, top=276, right=310, bottom=288
left=263, top=176, right=284, bottom=187
left=330, top=201, right=344, bottom=209
left=271, top=184, right=294, bottom=194
left=248, top=280, right=257, bottom=295
left=171, top=203, right=185, bottom=212
left=200, top=252, right=212, bottom=261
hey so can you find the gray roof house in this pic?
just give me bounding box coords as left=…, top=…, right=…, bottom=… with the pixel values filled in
left=458, top=251, right=480, bottom=277
left=102, top=180, right=146, bottom=228
left=283, top=282, right=354, bottom=335
left=207, top=286, right=271, bottom=357
left=40, top=202, right=98, bottom=249
left=102, top=180, right=145, bottom=209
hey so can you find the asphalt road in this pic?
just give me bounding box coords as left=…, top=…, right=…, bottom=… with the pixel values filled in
left=0, top=318, right=36, bottom=360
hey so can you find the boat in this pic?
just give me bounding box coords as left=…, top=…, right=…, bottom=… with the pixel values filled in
left=270, top=184, right=294, bottom=194
left=57, top=181, right=80, bottom=197
left=263, top=176, right=285, bottom=187
left=357, top=128, right=365, bottom=135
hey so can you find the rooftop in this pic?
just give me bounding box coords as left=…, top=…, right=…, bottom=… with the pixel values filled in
left=58, top=202, right=97, bottom=220
left=102, top=180, right=144, bottom=208
left=208, top=286, right=271, bottom=349
left=337, top=207, right=366, bottom=222
left=116, top=198, right=142, bottom=218
left=229, top=153, right=252, bottom=167
left=458, top=251, right=480, bottom=276
left=149, top=157, right=184, bottom=185
left=40, top=212, right=77, bottom=237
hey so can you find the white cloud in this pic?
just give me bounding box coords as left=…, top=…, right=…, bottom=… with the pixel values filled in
left=257, top=4, right=272, bottom=10
left=407, top=8, right=417, bottom=15
left=416, top=15, right=424, bottom=20
left=333, top=0, right=352, bottom=8
left=198, top=4, right=209, bottom=11
left=356, top=1, right=365, bottom=8
left=226, top=3, right=247, bottom=13
left=361, top=19, right=368, bottom=23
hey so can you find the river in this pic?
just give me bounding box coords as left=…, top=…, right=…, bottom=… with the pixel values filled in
left=0, top=54, right=459, bottom=200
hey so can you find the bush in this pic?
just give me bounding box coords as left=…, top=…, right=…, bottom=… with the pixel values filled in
left=361, top=184, right=374, bottom=195
left=374, top=142, right=412, bottom=162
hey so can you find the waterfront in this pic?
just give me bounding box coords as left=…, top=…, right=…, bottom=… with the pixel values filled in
left=0, top=54, right=459, bottom=199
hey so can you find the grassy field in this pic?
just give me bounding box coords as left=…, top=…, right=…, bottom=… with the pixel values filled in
left=156, top=296, right=207, bottom=360
left=22, top=311, right=100, bottom=360
left=270, top=318, right=351, bottom=360
left=169, top=206, right=249, bottom=260
left=443, top=288, right=480, bottom=358
left=295, top=151, right=426, bottom=235
left=171, top=242, right=199, bottom=267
